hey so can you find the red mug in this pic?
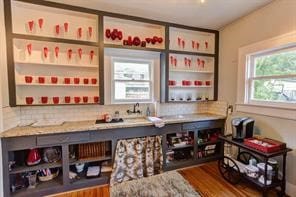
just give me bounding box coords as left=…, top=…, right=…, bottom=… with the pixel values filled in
left=38, top=77, right=45, bottom=84
left=26, top=97, right=34, bottom=105
left=25, top=76, right=33, bottom=83
left=53, top=97, right=59, bottom=104
left=205, top=81, right=211, bottom=86
left=94, top=96, right=99, bottom=103
left=83, top=78, right=89, bottom=84
left=83, top=96, right=88, bottom=103
left=91, top=78, right=97, bottom=84
left=74, top=97, right=81, bottom=103
left=195, top=80, right=203, bottom=86
left=74, top=78, right=80, bottom=84
left=41, top=96, right=48, bottom=104
left=51, top=77, right=58, bottom=84
left=65, top=96, right=71, bottom=104
left=64, top=78, right=71, bottom=84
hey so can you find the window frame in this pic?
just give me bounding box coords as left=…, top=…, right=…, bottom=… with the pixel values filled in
left=110, top=57, right=154, bottom=104
left=245, top=45, right=296, bottom=108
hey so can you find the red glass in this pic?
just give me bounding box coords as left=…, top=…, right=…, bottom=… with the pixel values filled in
left=41, top=96, right=48, bottom=104
left=25, top=76, right=33, bottom=83
left=67, top=49, right=72, bottom=59
left=38, top=18, right=43, bottom=29
left=64, top=22, right=69, bottom=33
left=205, top=81, right=211, bottom=86
left=145, top=38, right=151, bottom=44
left=26, top=149, right=40, bottom=166
left=182, top=40, right=185, bottom=48
left=133, top=37, right=141, bottom=46
left=53, top=97, right=59, bottom=104
left=182, top=80, right=187, bottom=86
left=91, top=78, right=97, bottom=84
left=118, top=31, right=123, bottom=40
left=173, top=58, right=177, bottom=67
left=88, top=26, right=93, bottom=38
left=201, top=60, right=205, bottom=68
left=90, top=50, right=95, bottom=61
left=141, top=41, right=146, bottom=47
left=74, top=97, right=81, bottom=104
left=196, top=42, right=200, bottom=50
left=43, top=47, right=48, bottom=58
left=127, top=36, right=133, bottom=46
left=188, top=59, right=192, bottom=67
left=105, top=29, right=111, bottom=38
left=26, top=97, right=34, bottom=105
left=178, top=37, right=181, bottom=46
left=74, top=78, right=80, bottom=84
left=94, top=96, right=99, bottom=103
left=192, top=40, right=195, bottom=49
left=194, top=80, right=203, bottom=86
left=158, top=37, right=163, bottom=43
left=55, top=25, right=60, bottom=35
left=170, top=56, right=174, bottom=65
left=38, top=77, right=45, bottom=84
left=205, top=41, right=208, bottom=49
left=51, top=77, right=58, bottom=84
left=184, top=57, right=188, bottom=66
left=28, top=21, right=34, bottom=32
left=27, top=43, right=32, bottom=55
left=197, top=58, right=201, bottom=66
left=78, top=48, right=83, bottom=59
left=83, top=78, right=89, bottom=84
left=83, top=96, right=88, bottom=103
left=65, top=96, right=71, bottom=104
left=54, top=46, right=59, bottom=58
left=78, top=27, right=82, bottom=38
left=64, top=78, right=71, bottom=84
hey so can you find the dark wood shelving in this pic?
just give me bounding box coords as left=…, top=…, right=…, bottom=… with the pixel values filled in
left=104, top=43, right=165, bottom=53
left=13, top=33, right=99, bottom=46
left=71, top=172, right=110, bottom=186
left=167, top=144, right=193, bottom=150
left=169, top=50, right=215, bottom=57
left=69, top=156, right=112, bottom=165
left=165, top=159, right=196, bottom=169
left=10, top=161, right=62, bottom=175
left=197, top=140, right=221, bottom=146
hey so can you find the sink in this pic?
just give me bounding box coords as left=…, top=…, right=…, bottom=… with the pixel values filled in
left=95, top=118, right=123, bottom=124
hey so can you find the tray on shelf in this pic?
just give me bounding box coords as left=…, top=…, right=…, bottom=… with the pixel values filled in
left=244, top=137, right=286, bottom=153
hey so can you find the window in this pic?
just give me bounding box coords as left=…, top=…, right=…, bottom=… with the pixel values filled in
left=111, top=58, right=153, bottom=103
left=246, top=46, right=296, bottom=106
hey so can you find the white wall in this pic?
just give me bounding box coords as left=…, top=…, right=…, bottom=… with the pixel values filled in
left=219, top=0, right=296, bottom=195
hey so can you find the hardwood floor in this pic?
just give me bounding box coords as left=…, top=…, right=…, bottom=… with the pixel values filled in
left=51, top=161, right=277, bottom=197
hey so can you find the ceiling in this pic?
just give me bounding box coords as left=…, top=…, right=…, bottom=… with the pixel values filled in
left=49, top=0, right=272, bottom=30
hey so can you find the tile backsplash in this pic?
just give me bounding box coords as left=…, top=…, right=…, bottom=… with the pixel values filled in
left=2, top=101, right=228, bottom=131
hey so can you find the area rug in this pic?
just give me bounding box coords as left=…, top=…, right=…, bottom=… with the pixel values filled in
left=110, top=171, right=200, bottom=197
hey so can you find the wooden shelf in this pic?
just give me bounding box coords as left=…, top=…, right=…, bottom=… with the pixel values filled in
left=10, top=161, right=62, bottom=175
left=243, top=174, right=282, bottom=189
left=13, top=33, right=99, bottom=46
left=169, top=85, right=212, bottom=88
left=169, top=69, right=213, bottom=74
left=15, top=61, right=98, bottom=69
left=16, top=83, right=99, bottom=87
left=169, top=50, right=215, bottom=57
left=70, top=172, right=110, bottom=186
left=168, top=144, right=193, bottom=150
left=104, top=43, right=165, bottom=52
left=197, top=140, right=221, bottom=146
left=69, top=156, right=112, bottom=165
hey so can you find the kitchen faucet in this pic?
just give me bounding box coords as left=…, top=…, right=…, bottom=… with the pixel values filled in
left=127, top=103, right=141, bottom=115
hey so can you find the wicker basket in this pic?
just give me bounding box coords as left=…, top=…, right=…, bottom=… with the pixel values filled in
left=38, top=169, right=59, bottom=182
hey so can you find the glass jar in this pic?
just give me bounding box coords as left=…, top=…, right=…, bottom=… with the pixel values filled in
left=268, top=159, right=279, bottom=181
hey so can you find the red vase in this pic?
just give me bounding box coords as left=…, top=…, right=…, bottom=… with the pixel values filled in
left=27, top=149, right=41, bottom=166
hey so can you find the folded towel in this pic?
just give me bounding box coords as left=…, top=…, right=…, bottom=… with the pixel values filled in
left=147, top=117, right=165, bottom=128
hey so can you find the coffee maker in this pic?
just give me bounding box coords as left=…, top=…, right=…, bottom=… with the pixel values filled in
left=232, top=117, right=255, bottom=141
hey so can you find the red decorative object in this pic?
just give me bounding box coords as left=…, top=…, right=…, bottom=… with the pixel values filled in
left=38, top=18, right=43, bottom=29
left=83, top=96, right=88, bottom=103
left=88, top=26, right=93, bottom=38
left=158, top=37, right=163, bottom=43
left=43, top=47, right=48, bottom=58
left=51, top=77, right=58, bottom=84
left=111, top=31, right=117, bottom=40
left=90, top=50, right=94, bottom=61
left=27, top=44, right=32, bottom=55
left=178, top=37, right=181, bottom=47
left=201, top=60, right=205, bottom=68
left=173, top=58, right=177, bottom=67
left=83, top=78, right=89, bottom=84
left=123, top=40, right=128, bottom=45
left=197, top=58, right=201, bottom=66
left=168, top=80, right=176, bottom=86
left=67, top=49, right=73, bottom=59
left=127, top=36, right=133, bottom=46
left=74, top=97, right=81, bottom=104
left=244, top=137, right=286, bottom=153
left=25, top=76, right=33, bottom=83
left=133, top=36, right=141, bottom=46
left=194, top=80, right=203, bottom=86
left=64, top=22, right=69, bottom=33
left=196, top=42, right=200, bottom=50
left=152, top=36, right=158, bottom=44
left=26, top=97, right=34, bottom=105
left=192, top=40, right=195, bottom=49
left=182, top=40, right=185, bottom=49
left=205, top=41, right=208, bottom=49
left=91, top=78, right=97, bottom=84
left=38, top=77, right=45, bottom=84
left=182, top=80, right=187, bottom=86
left=170, top=56, right=174, bottom=65
left=41, top=96, right=48, bottom=104
left=94, top=96, right=99, bottom=103
left=105, top=29, right=111, bottom=38
left=64, top=78, right=71, bottom=84
left=78, top=27, right=82, bottom=38
left=118, top=31, right=123, bottom=40
left=28, top=21, right=34, bottom=32
left=53, top=97, right=59, bottom=104
left=145, top=38, right=151, bottom=44
left=54, top=46, right=59, bottom=58
left=184, top=57, right=188, bottom=66
left=205, top=81, right=211, bottom=86
left=26, top=149, right=41, bottom=166
left=78, top=48, right=83, bottom=59
left=141, top=41, right=146, bottom=47
left=65, top=96, right=71, bottom=104
left=188, top=59, right=192, bottom=67
left=151, top=38, right=156, bottom=45
left=74, top=78, right=80, bottom=84
left=55, top=25, right=60, bottom=35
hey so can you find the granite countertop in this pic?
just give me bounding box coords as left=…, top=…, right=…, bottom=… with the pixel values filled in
left=0, top=113, right=226, bottom=138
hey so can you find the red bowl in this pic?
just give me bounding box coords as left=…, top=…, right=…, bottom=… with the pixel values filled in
left=41, top=96, right=48, bottom=104
left=38, top=77, right=45, bottom=84
left=65, top=96, right=71, bottom=104
left=25, top=76, right=33, bottom=83
left=74, top=78, right=80, bottom=84
left=64, top=78, right=71, bottom=84
left=51, top=77, right=58, bottom=84
left=74, top=97, right=81, bottom=103
left=53, top=97, right=59, bottom=104
left=26, top=97, right=34, bottom=105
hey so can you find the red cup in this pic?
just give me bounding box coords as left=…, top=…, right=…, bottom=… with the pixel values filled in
left=205, top=81, right=211, bottom=86
left=51, top=77, right=58, bottom=84
left=182, top=80, right=187, bottom=86
left=88, top=26, right=93, bottom=38
left=105, top=29, right=111, bottom=38
left=26, top=97, right=34, bottom=105
left=38, top=77, right=45, bottom=84
left=94, top=96, right=99, bottom=103
left=41, top=96, right=48, bottom=104
left=83, top=78, right=89, bottom=84
left=53, top=97, right=59, bottom=104
left=65, top=96, right=71, bottom=104
left=78, top=48, right=83, bottom=59
left=158, top=37, right=163, bottom=43
left=28, top=21, right=34, bottom=32
left=145, top=38, right=151, bottom=44
left=127, top=36, right=133, bottom=46
left=118, top=31, right=123, bottom=40
left=74, top=97, right=81, bottom=104
left=38, top=18, right=43, bottom=29
left=90, top=50, right=94, bottom=61
left=91, top=78, right=97, bottom=84
left=43, top=47, right=48, bottom=58
left=78, top=27, right=82, bottom=38
left=83, top=96, right=88, bottom=103
left=74, top=78, right=80, bottom=84
left=64, top=78, right=71, bottom=84
left=195, top=80, right=203, bottom=86
left=55, top=25, right=60, bottom=35
left=141, top=41, right=146, bottom=47
left=25, top=76, right=33, bottom=83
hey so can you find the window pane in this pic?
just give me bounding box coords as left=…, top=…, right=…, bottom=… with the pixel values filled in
left=252, top=78, right=296, bottom=102
left=114, top=61, right=150, bottom=80
left=115, top=81, right=150, bottom=100
left=254, top=48, right=296, bottom=77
